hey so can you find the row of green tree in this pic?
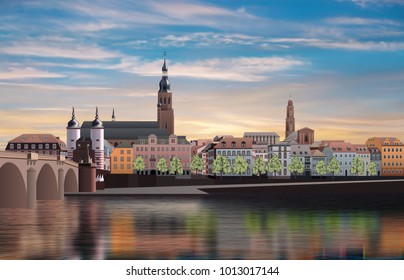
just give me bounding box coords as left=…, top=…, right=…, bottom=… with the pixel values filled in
left=133, top=156, right=184, bottom=175
left=132, top=154, right=378, bottom=178
left=202, top=154, right=377, bottom=179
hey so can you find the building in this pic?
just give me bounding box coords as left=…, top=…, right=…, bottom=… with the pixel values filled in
left=297, top=127, right=315, bottom=145
left=110, top=142, right=134, bottom=174
left=291, top=144, right=312, bottom=176
left=368, top=147, right=382, bottom=176
left=243, top=132, right=279, bottom=145
left=310, top=149, right=327, bottom=176
left=268, top=142, right=291, bottom=177
left=6, top=134, right=67, bottom=156
left=207, top=137, right=253, bottom=176
left=243, top=132, right=280, bottom=164
left=132, top=134, right=191, bottom=175
left=321, top=140, right=358, bottom=176
left=366, top=137, right=404, bottom=176
left=353, top=144, right=371, bottom=175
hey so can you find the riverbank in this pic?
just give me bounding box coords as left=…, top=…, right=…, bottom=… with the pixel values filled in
left=66, top=178, right=404, bottom=196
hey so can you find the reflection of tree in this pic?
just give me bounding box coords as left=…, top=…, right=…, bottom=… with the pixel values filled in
left=185, top=211, right=217, bottom=259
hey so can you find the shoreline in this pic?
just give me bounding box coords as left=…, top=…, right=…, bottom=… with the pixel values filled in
left=65, top=178, right=404, bottom=196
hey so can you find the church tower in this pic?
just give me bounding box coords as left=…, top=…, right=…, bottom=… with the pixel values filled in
left=66, top=107, right=80, bottom=159
left=285, top=98, right=295, bottom=139
left=157, top=53, right=174, bottom=135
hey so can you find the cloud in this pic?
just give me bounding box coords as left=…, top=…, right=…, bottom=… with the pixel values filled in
left=267, top=38, right=404, bottom=51
left=0, top=67, right=65, bottom=80
left=65, top=22, right=127, bottom=32
left=113, top=56, right=305, bottom=82
left=325, top=17, right=400, bottom=26
left=343, top=0, right=404, bottom=7
left=0, top=39, right=119, bottom=60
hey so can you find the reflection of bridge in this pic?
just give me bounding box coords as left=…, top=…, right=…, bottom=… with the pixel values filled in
left=0, top=151, right=78, bottom=208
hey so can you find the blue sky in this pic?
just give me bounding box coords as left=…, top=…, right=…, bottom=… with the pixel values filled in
left=0, top=0, right=404, bottom=148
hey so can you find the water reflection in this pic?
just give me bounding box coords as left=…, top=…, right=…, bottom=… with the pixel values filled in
left=1, top=196, right=404, bottom=259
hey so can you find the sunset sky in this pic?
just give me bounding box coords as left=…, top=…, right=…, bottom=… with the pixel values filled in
left=0, top=0, right=403, bottom=149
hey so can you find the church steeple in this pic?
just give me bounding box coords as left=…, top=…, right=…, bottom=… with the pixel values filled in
left=285, top=97, right=295, bottom=139
left=159, top=51, right=171, bottom=93
left=112, top=108, right=115, bottom=122
left=157, top=52, right=174, bottom=135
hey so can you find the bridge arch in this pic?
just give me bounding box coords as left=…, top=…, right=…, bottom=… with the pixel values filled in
left=37, top=163, right=58, bottom=200
left=64, top=168, right=78, bottom=192
left=0, top=162, right=27, bottom=208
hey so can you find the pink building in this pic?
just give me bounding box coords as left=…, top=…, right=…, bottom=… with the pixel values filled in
left=132, top=134, right=191, bottom=175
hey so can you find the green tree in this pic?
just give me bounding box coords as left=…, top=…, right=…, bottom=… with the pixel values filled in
left=157, top=157, right=168, bottom=175
left=288, top=156, right=305, bottom=179
left=253, top=157, right=266, bottom=179
left=133, top=156, right=145, bottom=174
left=190, top=155, right=204, bottom=175
left=368, top=161, right=378, bottom=177
left=315, top=160, right=327, bottom=177
left=350, top=156, right=365, bottom=179
left=267, top=154, right=282, bottom=178
left=233, top=155, right=248, bottom=179
left=327, top=157, right=340, bottom=180
left=169, top=156, right=183, bottom=175
left=212, top=155, right=232, bottom=179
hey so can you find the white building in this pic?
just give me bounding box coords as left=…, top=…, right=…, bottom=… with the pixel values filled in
left=268, top=142, right=291, bottom=177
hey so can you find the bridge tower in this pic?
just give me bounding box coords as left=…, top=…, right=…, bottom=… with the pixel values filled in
left=66, top=107, right=81, bottom=159
left=90, top=107, right=104, bottom=170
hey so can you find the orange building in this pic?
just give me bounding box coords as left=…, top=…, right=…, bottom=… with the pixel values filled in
left=366, top=137, right=404, bottom=176
left=110, top=142, right=133, bottom=174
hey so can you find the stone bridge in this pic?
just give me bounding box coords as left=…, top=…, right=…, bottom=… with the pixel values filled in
left=0, top=151, right=78, bottom=208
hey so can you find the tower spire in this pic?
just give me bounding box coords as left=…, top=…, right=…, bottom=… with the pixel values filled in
left=159, top=52, right=170, bottom=93
left=112, top=108, right=115, bottom=121
left=72, top=106, right=75, bottom=118
left=95, top=106, right=99, bottom=119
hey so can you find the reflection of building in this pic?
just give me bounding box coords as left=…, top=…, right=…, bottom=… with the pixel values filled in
left=366, top=137, right=404, bottom=176
left=6, top=134, right=67, bottom=156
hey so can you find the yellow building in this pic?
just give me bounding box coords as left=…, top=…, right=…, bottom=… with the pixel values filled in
left=110, top=142, right=133, bottom=174
left=366, top=137, right=404, bottom=176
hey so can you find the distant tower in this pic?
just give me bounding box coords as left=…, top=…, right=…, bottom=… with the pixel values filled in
left=157, top=52, right=174, bottom=135
left=285, top=97, right=295, bottom=139
left=66, top=107, right=80, bottom=159
left=111, top=108, right=116, bottom=122
left=90, top=107, right=104, bottom=170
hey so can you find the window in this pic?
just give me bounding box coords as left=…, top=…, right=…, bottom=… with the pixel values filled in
left=227, top=151, right=231, bottom=156
left=145, top=147, right=148, bottom=151
left=168, top=97, right=170, bottom=104
left=241, top=141, right=246, bottom=147
left=151, top=147, right=155, bottom=152
left=171, top=147, right=175, bottom=151
left=127, top=157, right=131, bottom=162
left=127, top=150, right=131, bottom=154
left=171, top=139, right=176, bottom=144
left=120, top=150, right=124, bottom=154
left=9, top=144, right=14, bottom=150
left=231, top=141, right=236, bottom=147
left=24, top=144, right=28, bottom=149
left=120, top=157, right=124, bottom=162
left=218, top=151, right=221, bottom=155
left=151, top=139, right=155, bottom=144
left=114, top=157, right=117, bottom=161
left=31, top=144, right=36, bottom=149
left=221, top=142, right=226, bottom=147
left=114, top=164, right=117, bottom=169
left=247, top=151, right=251, bottom=156
left=120, top=164, right=124, bottom=169
left=52, top=144, right=57, bottom=149
left=127, top=164, right=131, bottom=169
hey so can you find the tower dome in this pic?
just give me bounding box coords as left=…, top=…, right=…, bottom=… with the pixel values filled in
left=92, top=107, right=103, bottom=128
left=159, top=54, right=171, bottom=93
left=67, top=107, right=80, bottom=129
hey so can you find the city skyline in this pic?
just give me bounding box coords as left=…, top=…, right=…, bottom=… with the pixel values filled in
left=1, top=0, right=404, bottom=149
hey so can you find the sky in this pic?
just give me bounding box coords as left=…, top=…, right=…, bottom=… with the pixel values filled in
left=0, top=0, right=404, bottom=149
